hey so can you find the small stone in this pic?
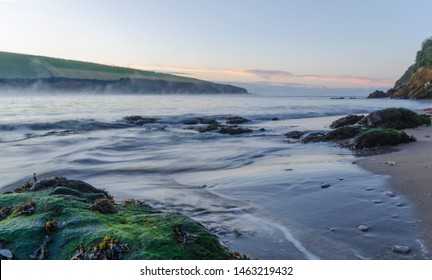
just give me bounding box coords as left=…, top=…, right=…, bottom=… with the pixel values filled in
left=384, top=191, right=396, bottom=197
left=365, top=187, right=374, bottom=191
left=329, top=228, right=337, bottom=232
left=395, top=202, right=404, bottom=207
left=358, top=225, right=369, bottom=232
left=385, top=161, right=396, bottom=166
left=337, top=178, right=344, bottom=181
left=372, top=199, right=383, bottom=204
left=391, top=245, right=410, bottom=255
left=259, top=128, right=266, bottom=132
left=271, top=117, right=279, bottom=121
left=320, top=183, right=331, bottom=189
left=0, top=249, right=13, bottom=259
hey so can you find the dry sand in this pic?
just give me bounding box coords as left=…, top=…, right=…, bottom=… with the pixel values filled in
left=358, top=124, right=432, bottom=250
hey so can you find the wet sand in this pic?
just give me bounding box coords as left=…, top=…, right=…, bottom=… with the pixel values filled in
left=358, top=124, right=432, bottom=251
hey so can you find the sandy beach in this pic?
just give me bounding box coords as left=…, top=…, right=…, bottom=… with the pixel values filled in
left=359, top=122, right=432, bottom=252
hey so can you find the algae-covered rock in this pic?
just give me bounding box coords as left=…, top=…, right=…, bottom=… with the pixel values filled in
left=347, top=128, right=414, bottom=149
left=0, top=177, right=231, bottom=260
left=359, top=108, right=430, bottom=129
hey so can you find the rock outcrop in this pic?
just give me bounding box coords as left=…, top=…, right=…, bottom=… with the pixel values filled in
left=0, top=177, right=234, bottom=260
left=285, top=108, right=430, bottom=149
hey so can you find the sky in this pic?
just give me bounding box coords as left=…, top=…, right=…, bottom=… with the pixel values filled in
left=0, top=0, right=431, bottom=89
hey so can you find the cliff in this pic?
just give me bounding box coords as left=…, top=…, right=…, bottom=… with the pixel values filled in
left=0, top=52, right=248, bottom=94
left=369, top=37, right=432, bottom=99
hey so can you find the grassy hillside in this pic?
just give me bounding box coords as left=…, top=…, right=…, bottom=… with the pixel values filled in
left=0, top=51, right=198, bottom=83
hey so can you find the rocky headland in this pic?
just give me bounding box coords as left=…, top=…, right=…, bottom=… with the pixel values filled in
left=368, top=37, right=432, bottom=99
left=0, top=52, right=247, bottom=94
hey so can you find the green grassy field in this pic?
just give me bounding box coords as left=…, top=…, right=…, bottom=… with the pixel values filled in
left=0, top=51, right=198, bottom=82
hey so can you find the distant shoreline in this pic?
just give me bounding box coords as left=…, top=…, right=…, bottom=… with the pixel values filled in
left=358, top=122, right=432, bottom=253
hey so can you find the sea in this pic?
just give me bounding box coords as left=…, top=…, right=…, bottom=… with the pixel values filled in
left=0, top=91, right=431, bottom=260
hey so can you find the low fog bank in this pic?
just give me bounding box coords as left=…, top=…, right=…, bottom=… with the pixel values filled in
left=232, top=82, right=384, bottom=97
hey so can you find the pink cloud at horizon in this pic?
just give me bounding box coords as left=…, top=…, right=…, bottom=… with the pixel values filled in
left=128, top=65, right=394, bottom=88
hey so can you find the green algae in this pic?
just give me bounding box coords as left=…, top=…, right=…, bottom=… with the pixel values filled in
left=348, top=128, right=413, bottom=149
left=0, top=177, right=231, bottom=260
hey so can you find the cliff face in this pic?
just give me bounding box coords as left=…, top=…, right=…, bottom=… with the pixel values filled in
left=0, top=52, right=248, bottom=94
left=378, top=37, right=432, bottom=99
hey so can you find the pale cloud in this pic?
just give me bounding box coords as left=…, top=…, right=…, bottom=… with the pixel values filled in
left=127, top=64, right=393, bottom=88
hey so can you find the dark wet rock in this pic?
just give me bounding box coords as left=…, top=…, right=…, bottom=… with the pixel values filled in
left=372, top=199, right=383, bottom=204
left=285, top=130, right=306, bottom=139
left=92, top=198, right=118, bottom=214
left=330, top=115, right=364, bottom=129
left=367, top=90, right=388, bottom=99
left=183, top=117, right=219, bottom=126
left=14, top=180, right=33, bottom=193
left=218, top=126, right=252, bottom=135
left=259, top=128, right=266, bottom=132
left=30, top=177, right=110, bottom=200
left=359, top=108, right=430, bottom=129
left=301, top=131, right=326, bottom=143
left=358, top=225, right=369, bottom=232
left=0, top=249, right=13, bottom=260
left=320, top=183, right=331, bottom=189
left=226, top=116, right=250, bottom=125
left=346, top=128, right=413, bottom=149
left=383, top=191, right=396, bottom=197
left=395, top=202, right=405, bottom=207
left=0, top=176, right=232, bottom=260
left=391, top=245, right=411, bottom=255
left=123, top=115, right=157, bottom=126
left=271, top=117, right=279, bottom=121
left=322, top=126, right=362, bottom=142
left=196, top=123, right=220, bottom=133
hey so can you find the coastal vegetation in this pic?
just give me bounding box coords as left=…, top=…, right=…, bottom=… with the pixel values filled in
left=0, top=52, right=247, bottom=94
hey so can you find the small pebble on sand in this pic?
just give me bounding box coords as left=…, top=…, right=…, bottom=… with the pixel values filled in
left=358, top=225, right=369, bottom=232
left=391, top=245, right=410, bottom=255
left=0, top=249, right=13, bottom=259
left=383, top=191, right=396, bottom=197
